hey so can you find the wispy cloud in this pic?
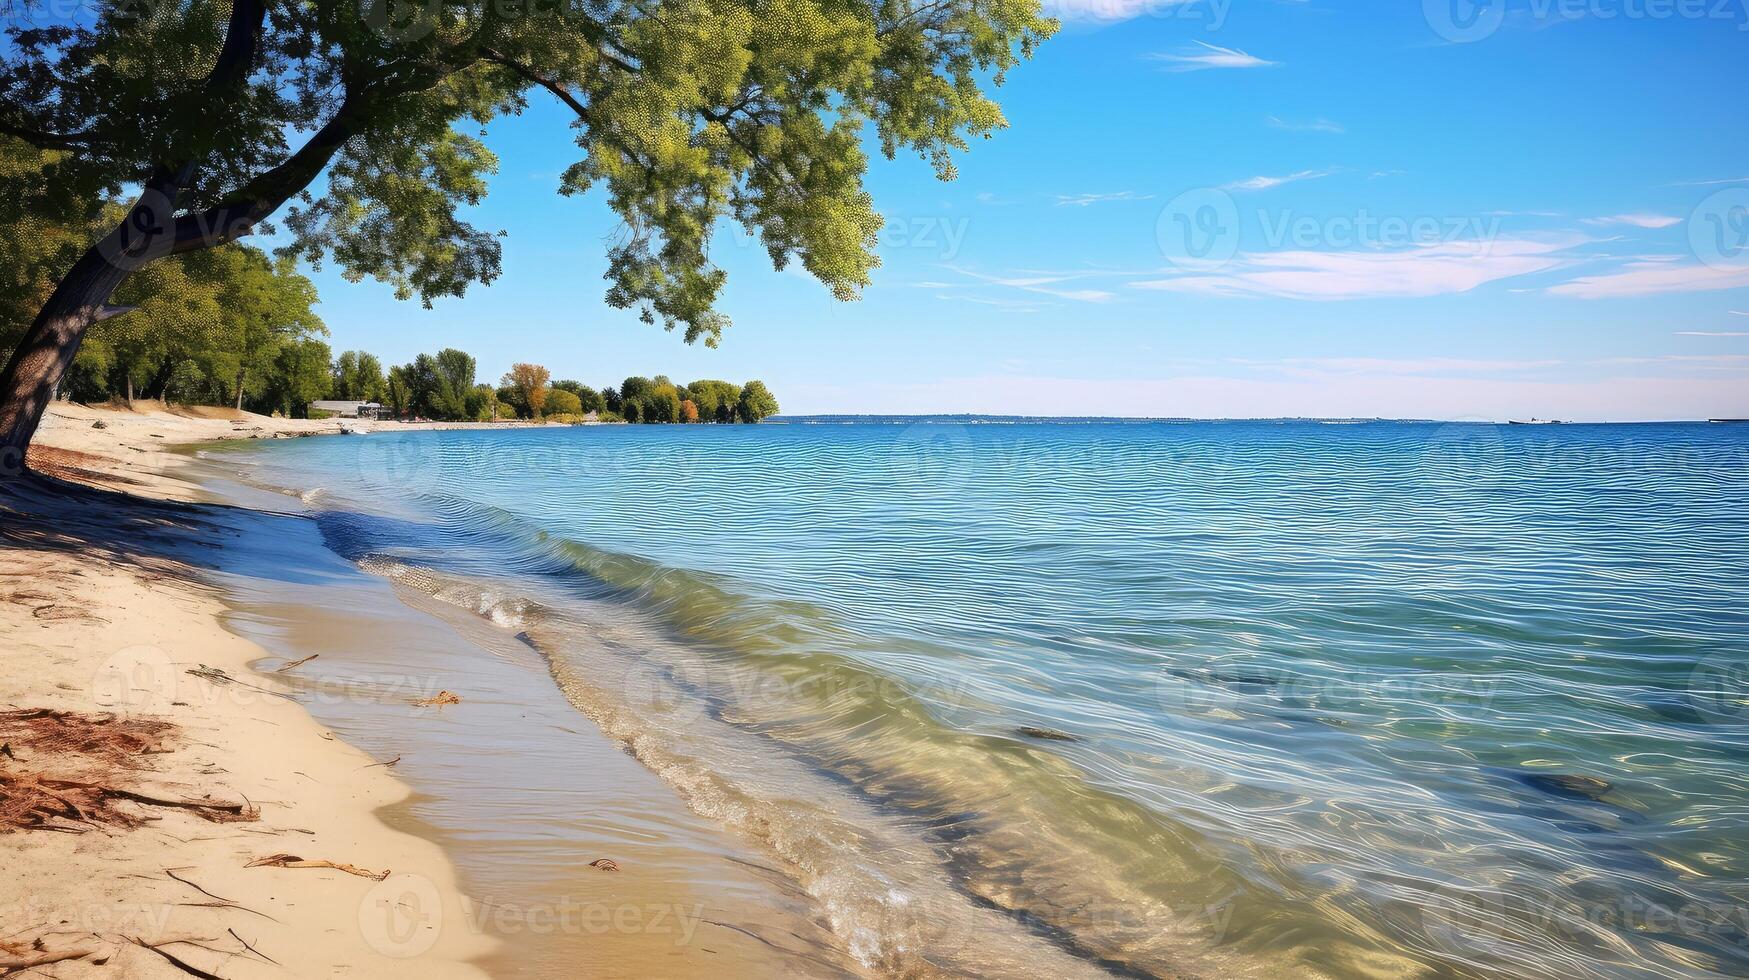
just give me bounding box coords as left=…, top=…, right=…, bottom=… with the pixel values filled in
left=1055, top=191, right=1155, bottom=208
left=1547, top=260, right=1749, bottom=299
left=1148, top=42, right=1276, bottom=72
left=1582, top=213, right=1682, bottom=229
left=1266, top=115, right=1344, bottom=134
left=949, top=267, right=1117, bottom=304
left=1673, top=175, right=1749, bottom=187
left=1238, top=357, right=1565, bottom=376
left=1221, top=169, right=1330, bottom=192
left=1134, top=238, right=1574, bottom=301
left=1676, top=331, right=1749, bottom=337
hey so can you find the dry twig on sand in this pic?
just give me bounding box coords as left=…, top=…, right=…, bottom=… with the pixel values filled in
left=412, top=691, right=461, bottom=707
left=274, top=654, right=319, bottom=673
left=246, top=853, right=389, bottom=881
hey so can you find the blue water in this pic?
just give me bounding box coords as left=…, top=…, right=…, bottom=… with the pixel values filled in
left=222, top=420, right=1749, bottom=979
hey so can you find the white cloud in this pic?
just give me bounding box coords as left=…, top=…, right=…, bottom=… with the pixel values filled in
left=1676, top=331, right=1749, bottom=337
left=1055, top=191, right=1155, bottom=207
left=1221, top=170, right=1330, bottom=192
left=1547, top=261, right=1749, bottom=299
left=1266, top=115, right=1344, bottom=134
left=1133, top=238, right=1573, bottom=300
left=948, top=267, right=1116, bottom=304
left=1581, top=213, right=1682, bottom=229
left=1148, top=42, right=1275, bottom=72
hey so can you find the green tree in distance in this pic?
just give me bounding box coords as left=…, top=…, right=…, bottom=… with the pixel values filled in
left=546, top=388, right=583, bottom=416
left=737, top=380, right=779, bottom=423
left=0, top=0, right=1055, bottom=467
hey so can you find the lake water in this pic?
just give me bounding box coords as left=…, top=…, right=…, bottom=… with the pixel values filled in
left=220, top=419, right=1749, bottom=979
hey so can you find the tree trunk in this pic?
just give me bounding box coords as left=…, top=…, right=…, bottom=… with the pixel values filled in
left=144, top=359, right=173, bottom=401
left=0, top=185, right=181, bottom=476
left=235, top=367, right=246, bottom=411
left=125, top=371, right=134, bottom=405
left=0, top=245, right=135, bottom=476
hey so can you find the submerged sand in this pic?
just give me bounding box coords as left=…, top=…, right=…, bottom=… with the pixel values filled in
left=1, top=402, right=858, bottom=978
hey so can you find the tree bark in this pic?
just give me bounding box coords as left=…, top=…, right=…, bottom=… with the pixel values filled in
left=235, top=367, right=247, bottom=411
left=0, top=235, right=139, bottom=476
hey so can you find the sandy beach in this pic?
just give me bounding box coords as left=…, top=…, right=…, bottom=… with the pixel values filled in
left=1, top=402, right=851, bottom=978
left=1, top=403, right=495, bottom=977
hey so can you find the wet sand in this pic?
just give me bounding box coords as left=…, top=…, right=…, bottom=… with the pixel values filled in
left=189, top=466, right=862, bottom=977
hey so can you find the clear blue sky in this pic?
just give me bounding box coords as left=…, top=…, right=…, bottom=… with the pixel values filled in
left=302, top=1, right=1749, bottom=420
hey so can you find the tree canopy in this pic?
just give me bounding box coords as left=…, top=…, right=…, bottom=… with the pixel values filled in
left=1, top=0, right=1052, bottom=343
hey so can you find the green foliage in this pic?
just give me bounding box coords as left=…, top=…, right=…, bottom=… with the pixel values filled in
left=736, top=380, right=779, bottom=422
left=686, top=379, right=741, bottom=423
left=1, top=1, right=1053, bottom=352
left=0, top=220, right=328, bottom=411
left=546, top=388, right=583, bottom=416
left=333, top=350, right=387, bottom=401
left=266, top=337, right=333, bottom=417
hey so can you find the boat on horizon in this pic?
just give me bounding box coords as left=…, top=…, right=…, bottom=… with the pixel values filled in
left=1508, top=418, right=1567, bottom=425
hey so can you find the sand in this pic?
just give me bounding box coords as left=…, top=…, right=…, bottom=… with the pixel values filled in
left=1, top=402, right=495, bottom=977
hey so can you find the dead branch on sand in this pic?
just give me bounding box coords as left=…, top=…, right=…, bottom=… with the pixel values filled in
left=246, top=853, right=389, bottom=881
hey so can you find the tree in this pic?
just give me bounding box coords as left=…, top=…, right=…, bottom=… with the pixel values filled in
left=679, top=398, right=699, bottom=423
left=213, top=250, right=324, bottom=410
left=646, top=381, right=682, bottom=423
left=0, top=2, right=1054, bottom=467
left=264, top=336, right=332, bottom=417
left=503, top=363, right=551, bottom=419
left=546, top=388, right=582, bottom=416
left=737, top=380, right=779, bottom=423
left=432, top=348, right=477, bottom=419
left=686, top=379, right=741, bottom=423
left=332, top=350, right=385, bottom=402
left=384, top=365, right=412, bottom=419
left=466, top=383, right=497, bottom=422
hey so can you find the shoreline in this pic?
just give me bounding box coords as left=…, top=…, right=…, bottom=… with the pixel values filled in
left=1, top=402, right=494, bottom=976
left=3, top=401, right=863, bottom=979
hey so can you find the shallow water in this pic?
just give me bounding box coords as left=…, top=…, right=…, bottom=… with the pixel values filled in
left=214, top=419, right=1749, bottom=979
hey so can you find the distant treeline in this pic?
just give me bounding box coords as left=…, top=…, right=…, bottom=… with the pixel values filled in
left=335, top=351, right=779, bottom=424
left=0, top=235, right=777, bottom=424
